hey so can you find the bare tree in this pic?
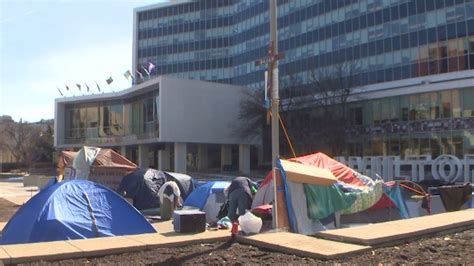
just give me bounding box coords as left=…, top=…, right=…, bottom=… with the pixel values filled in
left=234, top=88, right=267, bottom=139
left=29, top=122, right=55, bottom=163
left=235, top=60, right=360, bottom=160
left=279, top=61, right=360, bottom=156
left=0, top=119, right=35, bottom=169
left=0, top=119, right=54, bottom=170
left=233, top=88, right=273, bottom=163
left=310, top=61, right=357, bottom=155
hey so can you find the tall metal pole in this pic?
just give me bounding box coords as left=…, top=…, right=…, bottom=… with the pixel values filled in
left=270, top=0, right=280, bottom=229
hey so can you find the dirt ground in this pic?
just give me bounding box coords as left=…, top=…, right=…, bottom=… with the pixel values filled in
left=2, top=198, right=473, bottom=265
left=20, top=228, right=473, bottom=265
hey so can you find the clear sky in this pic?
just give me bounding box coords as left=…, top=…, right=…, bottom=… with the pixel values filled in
left=0, top=0, right=164, bottom=123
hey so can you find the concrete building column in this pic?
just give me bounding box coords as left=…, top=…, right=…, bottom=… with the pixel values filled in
left=158, top=144, right=171, bottom=171
left=174, top=142, right=187, bottom=173
left=239, top=144, right=250, bottom=174
left=54, top=103, right=65, bottom=147
left=197, top=144, right=208, bottom=171
left=221, top=144, right=232, bottom=171
left=138, top=144, right=149, bottom=169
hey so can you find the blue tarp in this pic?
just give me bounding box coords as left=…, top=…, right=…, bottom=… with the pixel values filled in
left=276, top=158, right=297, bottom=232
left=1, top=180, right=156, bottom=245
left=184, top=181, right=229, bottom=209
left=383, top=183, right=410, bottom=219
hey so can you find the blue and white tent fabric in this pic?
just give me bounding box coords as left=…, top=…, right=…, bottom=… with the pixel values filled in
left=1, top=180, right=156, bottom=245
left=339, top=175, right=384, bottom=215
left=183, top=181, right=230, bottom=223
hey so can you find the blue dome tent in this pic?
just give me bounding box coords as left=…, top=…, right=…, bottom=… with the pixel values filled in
left=183, top=181, right=230, bottom=223
left=1, top=180, right=156, bottom=245
left=117, top=169, right=165, bottom=211
left=117, top=169, right=196, bottom=211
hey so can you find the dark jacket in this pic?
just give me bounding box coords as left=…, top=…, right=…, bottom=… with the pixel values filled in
left=227, top=176, right=253, bottom=199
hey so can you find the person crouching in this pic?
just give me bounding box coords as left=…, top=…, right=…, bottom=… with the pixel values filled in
left=225, top=176, right=255, bottom=222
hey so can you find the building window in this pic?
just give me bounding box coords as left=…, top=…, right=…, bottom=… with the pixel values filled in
left=463, top=87, right=474, bottom=117
left=452, top=89, right=462, bottom=117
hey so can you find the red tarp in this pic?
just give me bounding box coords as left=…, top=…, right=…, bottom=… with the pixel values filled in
left=57, top=149, right=137, bottom=171
left=260, top=152, right=365, bottom=187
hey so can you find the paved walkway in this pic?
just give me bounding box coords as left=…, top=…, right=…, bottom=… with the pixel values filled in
left=0, top=220, right=230, bottom=264
left=316, top=209, right=474, bottom=246
left=0, top=180, right=37, bottom=206
left=236, top=232, right=370, bottom=259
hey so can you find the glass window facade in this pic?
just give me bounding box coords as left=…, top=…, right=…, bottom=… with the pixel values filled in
left=283, top=86, right=474, bottom=157
left=64, top=92, right=159, bottom=144
left=135, top=0, right=474, bottom=93
left=134, top=0, right=474, bottom=158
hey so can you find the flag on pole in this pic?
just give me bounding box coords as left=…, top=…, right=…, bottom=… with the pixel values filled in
left=141, top=65, right=150, bottom=77
left=106, top=77, right=113, bottom=85
left=57, top=86, right=63, bottom=97
left=123, top=70, right=134, bottom=81
left=95, top=81, right=101, bottom=92
left=136, top=70, right=144, bottom=80
left=76, top=83, right=82, bottom=91
left=148, top=62, right=155, bottom=75
left=85, top=83, right=90, bottom=92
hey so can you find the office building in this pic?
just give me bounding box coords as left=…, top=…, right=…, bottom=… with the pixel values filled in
left=55, top=76, right=257, bottom=173
left=133, top=0, right=474, bottom=159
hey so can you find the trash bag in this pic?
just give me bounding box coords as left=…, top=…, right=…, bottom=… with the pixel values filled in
left=238, top=210, right=262, bottom=234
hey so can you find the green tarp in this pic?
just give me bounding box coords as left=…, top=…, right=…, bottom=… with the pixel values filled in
left=304, top=184, right=356, bottom=220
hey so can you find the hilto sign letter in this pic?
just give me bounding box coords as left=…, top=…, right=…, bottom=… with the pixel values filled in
left=431, top=155, right=463, bottom=183
left=338, top=154, right=474, bottom=182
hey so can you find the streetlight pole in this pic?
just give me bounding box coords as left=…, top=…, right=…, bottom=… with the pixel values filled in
left=269, top=0, right=280, bottom=229
left=270, top=0, right=279, bottom=170
left=255, top=0, right=285, bottom=230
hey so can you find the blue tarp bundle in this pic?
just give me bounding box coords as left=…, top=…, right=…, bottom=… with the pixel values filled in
left=1, top=180, right=156, bottom=245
